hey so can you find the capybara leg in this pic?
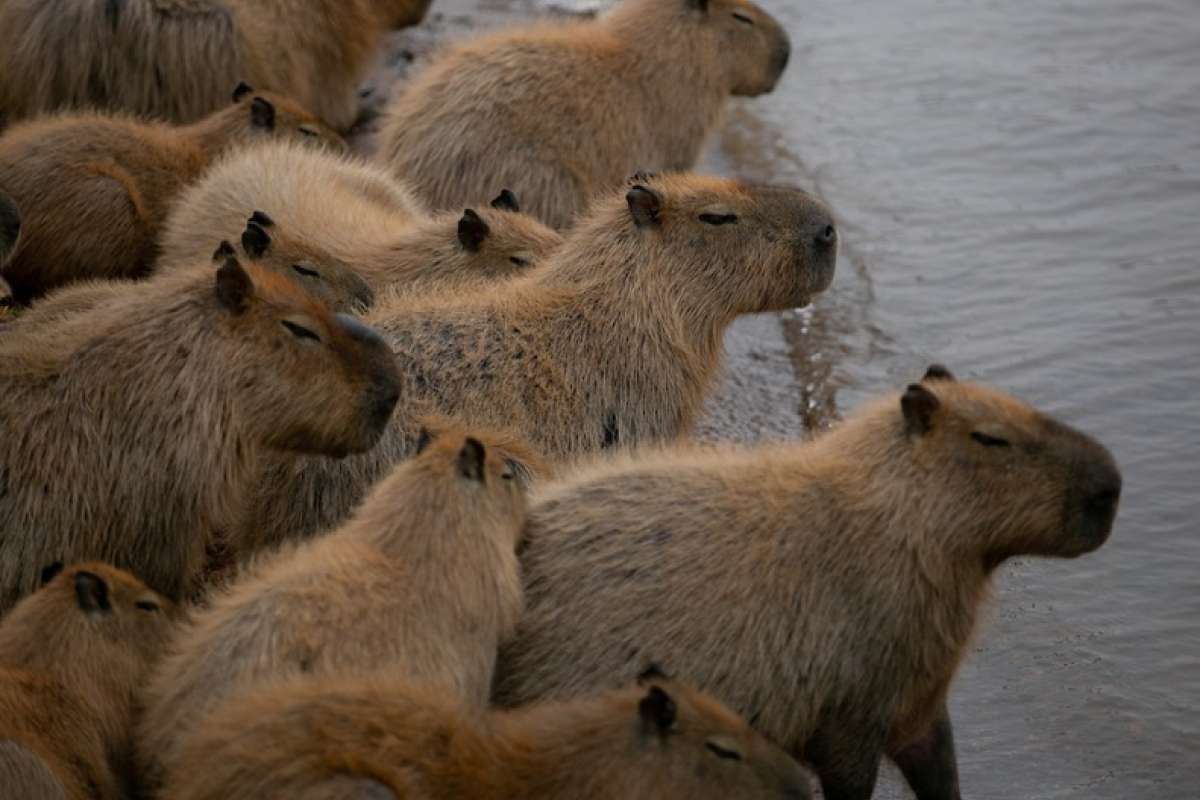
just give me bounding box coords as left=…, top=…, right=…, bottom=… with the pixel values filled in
left=890, top=703, right=963, bottom=800
left=806, top=721, right=884, bottom=800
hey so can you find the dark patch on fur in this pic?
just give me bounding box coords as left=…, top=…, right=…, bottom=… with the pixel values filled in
left=602, top=412, right=620, bottom=449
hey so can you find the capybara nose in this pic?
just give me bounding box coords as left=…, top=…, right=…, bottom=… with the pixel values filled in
left=335, top=313, right=387, bottom=349
left=369, top=381, right=400, bottom=430
left=1079, top=451, right=1122, bottom=545
left=815, top=224, right=837, bottom=249
left=772, top=43, right=791, bottom=80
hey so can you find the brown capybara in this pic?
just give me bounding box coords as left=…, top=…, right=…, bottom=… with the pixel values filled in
left=0, top=0, right=433, bottom=129
left=138, top=428, right=530, bottom=793
left=7, top=216, right=375, bottom=335
left=236, top=172, right=838, bottom=551
left=494, top=367, right=1124, bottom=800
left=0, top=563, right=176, bottom=800
left=158, top=140, right=563, bottom=295
left=379, top=0, right=792, bottom=228
left=0, top=250, right=400, bottom=613
left=161, top=668, right=812, bottom=800
left=0, top=85, right=343, bottom=304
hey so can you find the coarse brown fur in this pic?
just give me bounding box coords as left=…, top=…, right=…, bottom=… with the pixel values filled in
left=159, top=141, right=563, bottom=296
left=0, top=563, right=176, bottom=800
left=0, top=0, right=433, bottom=129
left=138, top=428, right=529, bottom=793
left=0, top=253, right=400, bottom=612
left=379, top=0, right=791, bottom=228
left=495, top=370, right=1124, bottom=800
left=0, top=89, right=343, bottom=304
left=237, top=172, right=837, bottom=550
left=161, top=671, right=812, bottom=800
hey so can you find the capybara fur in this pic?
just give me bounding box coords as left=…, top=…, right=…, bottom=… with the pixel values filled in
left=0, top=563, right=176, bottom=800
left=161, top=670, right=812, bottom=800
left=159, top=141, right=563, bottom=295
left=0, top=252, right=400, bottom=612
left=139, top=428, right=529, bottom=793
left=495, top=368, right=1124, bottom=800
left=379, top=0, right=792, bottom=228
left=0, top=0, right=434, bottom=129
left=0, top=86, right=343, bottom=304
left=8, top=216, right=375, bottom=335
left=238, top=172, right=837, bottom=549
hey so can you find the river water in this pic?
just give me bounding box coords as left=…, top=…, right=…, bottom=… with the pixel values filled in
left=386, top=1, right=1200, bottom=796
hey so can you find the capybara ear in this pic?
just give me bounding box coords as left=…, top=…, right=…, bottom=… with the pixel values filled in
left=490, top=189, right=520, bottom=212
left=457, top=437, right=487, bottom=483
left=39, top=561, right=64, bottom=586
left=215, top=257, right=254, bottom=314
left=627, top=185, right=663, bottom=229
left=922, top=364, right=956, bottom=383
left=232, top=81, right=255, bottom=103
left=415, top=427, right=433, bottom=454
left=901, top=383, right=940, bottom=436
left=74, top=571, right=112, bottom=614
left=639, top=685, right=677, bottom=735
left=457, top=209, right=490, bottom=252
left=248, top=210, right=275, bottom=229
left=250, top=97, right=276, bottom=130
left=242, top=221, right=272, bottom=259
left=212, top=240, right=237, bottom=264
left=637, top=663, right=671, bottom=685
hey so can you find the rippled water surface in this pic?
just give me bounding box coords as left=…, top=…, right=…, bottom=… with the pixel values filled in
left=411, top=1, right=1199, bottom=795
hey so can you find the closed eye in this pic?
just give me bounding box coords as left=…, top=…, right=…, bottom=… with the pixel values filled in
left=281, top=320, right=322, bottom=343
left=705, top=741, right=743, bottom=761
left=509, top=256, right=530, bottom=268
left=971, top=432, right=1011, bottom=448
left=298, top=126, right=319, bottom=138
left=292, top=264, right=320, bottom=278
left=732, top=12, right=755, bottom=25
left=699, top=213, right=739, bottom=226
left=135, top=601, right=160, bottom=612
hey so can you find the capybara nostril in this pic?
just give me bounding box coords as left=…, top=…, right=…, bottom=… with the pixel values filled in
left=771, top=43, right=791, bottom=80
left=1077, top=450, right=1122, bottom=547
left=815, top=224, right=837, bottom=248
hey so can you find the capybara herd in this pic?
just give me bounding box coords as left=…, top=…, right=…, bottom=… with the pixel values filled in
left=0, top=1, right=1123, bottom=799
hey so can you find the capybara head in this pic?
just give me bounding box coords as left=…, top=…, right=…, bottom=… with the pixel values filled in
left=587, top=173, right=836, bottom=314
left=384, top=190, right=563, bottom=284
left=590, top=670, right=811, bottom=799
left=681, top=0, right=791, bottom=96
left=0, top=562, right=176, bottom=672
left=893, top=365, right=1122, bottom=564
left=210, top=251, right=400, bottom=458
left=222, top=83, right=346, bottom=152
left=0, top=188, right=19, bottom=267
left=237, top=211, right=374, bottom=311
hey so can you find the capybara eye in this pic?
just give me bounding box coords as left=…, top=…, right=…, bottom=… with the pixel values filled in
left=732, top=12, right=755, bottom=25
left=135, top=600, right=160, bottom=613
left=509, top=256, right=530, bottom=268
left=297, top=126, right=320, bottom=138
left=291, top=263, right=320, bottom=278
left=699, top=213, right=739, bottom=226
left=705, top=740, right=744, bottom=761
left=281, top=320, right=322, bottom=343
left=970, top=431, right=1011, bottom=448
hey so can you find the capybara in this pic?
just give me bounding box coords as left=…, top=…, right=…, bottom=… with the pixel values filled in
left=379, top=0, right=792, bottom=228
left=0, top=85, right=343, bottom=303
left=0, top=189, right=18, bottom=272
left=0, top=251, right=400, bottom=612
left=8, top=216, right=375, bottom=335
left=159, top=140, right=563, bottom=294
left=0, top=563, right=176, bottom=800
left=0, top=0, right=434, bottom=129
left=138, top=428, right=529, bottom=793
left=238, top=172, right=838, bottom=549
left=494, top=367, right=1124, bottom=800
left=161, top=668, right=812, bottom=800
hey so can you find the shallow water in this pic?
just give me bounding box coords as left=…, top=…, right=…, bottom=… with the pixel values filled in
left=396, top=1, right=1200, bottom=795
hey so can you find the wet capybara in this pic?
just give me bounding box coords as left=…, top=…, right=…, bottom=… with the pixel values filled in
left=495, top=368, right=1122, bottom=800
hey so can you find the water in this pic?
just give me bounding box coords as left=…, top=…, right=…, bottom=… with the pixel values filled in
left=394, top=1, right=1200, bottom=795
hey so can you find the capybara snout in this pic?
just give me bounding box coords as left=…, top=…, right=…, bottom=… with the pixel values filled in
left=1064, top=428, right=1122, bottom=554
left=333, top=312, right=401, bottom=450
